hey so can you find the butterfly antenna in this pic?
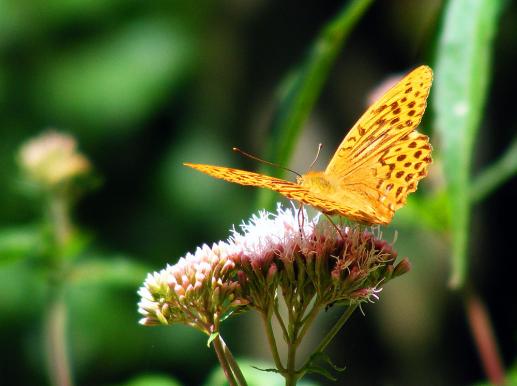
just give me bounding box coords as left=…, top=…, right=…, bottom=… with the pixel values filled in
left=233, top=147, right=302, bottom=178
left=308, top=143, right=323, bottom=171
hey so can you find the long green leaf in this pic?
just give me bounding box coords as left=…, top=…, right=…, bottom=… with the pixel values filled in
left=0, top=226, right=42, bottom=265
left=257, top=0, right=373, bottom=209
left=433, top=0, right=503, bottom=288
left=470, top=134, right=517, bottom=203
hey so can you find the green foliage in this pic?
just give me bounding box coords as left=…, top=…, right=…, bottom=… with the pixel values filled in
left=34, top=18, right=196, bottom=136
left=0, top=226, right=43, bottom=265
left=433, top=0, right=504, bottom=287
left=204, top=359, right=321, bottom=386
left=470, top=135, right=517, bottom=203
left=257, top=0, right=374, bottom=209
left=113, top=374, right=183, bottom=386
left=472, top=362, right=517, bottom=385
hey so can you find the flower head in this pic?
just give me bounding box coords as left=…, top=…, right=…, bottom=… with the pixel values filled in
left=230, top=204, right=409, bottom=310
left=138, top=241, right=247, bottom=334
left=18, top=131, right=91, bottom=188
left=138, top=203, right=410, bottom=333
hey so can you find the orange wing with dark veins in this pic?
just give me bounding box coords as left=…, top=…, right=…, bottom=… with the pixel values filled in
left=324, top=65, right=433, bottom=218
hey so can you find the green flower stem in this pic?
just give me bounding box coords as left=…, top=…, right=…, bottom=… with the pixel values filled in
left=299, top=304, right=358, bottom=379
left=274, top=300, right=289, bottom=343
left=219, top=335, right=248, bottom=386
left=316, top=304, right=358, bottom=353
left=49, top=192, right=72, bottom=252
left=296, top=303, right=322, bottom=344
left=45, top=191, right=74, bottom=386
left=213, top=335, right=239, bottom=386
left=261, top=311, right=285, bottom=372
left=285, top=339, right=299, bottom=386
left=284, top=297, right=306, bottom=386
left=45, top=286, right=73, bottom=386
left=470, top=135, right=517, bottom=203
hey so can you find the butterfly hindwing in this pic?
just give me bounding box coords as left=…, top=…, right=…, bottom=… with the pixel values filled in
left=375, top=131, right=432, bottom=211
left=323, top=65, right=433, bottom=222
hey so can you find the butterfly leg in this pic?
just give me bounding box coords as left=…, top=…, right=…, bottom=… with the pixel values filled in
left=323, top=213, right=346, bottom=241
left=296, top=203, right=306, bottom=239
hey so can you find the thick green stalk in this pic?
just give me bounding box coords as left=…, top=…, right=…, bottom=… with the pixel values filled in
left=45, top=191, right=74, bottom=386
left=261, top=311, right=285, bottom=372
left=219, top=335, right=248, bottom=386
left=45, top=286, right=72, bottom=386
left=298, top=304, right=358, bottom=379
left=213, top=335, right=238, bottom=386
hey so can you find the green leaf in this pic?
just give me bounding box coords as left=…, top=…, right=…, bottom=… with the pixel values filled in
left=433, top=0, right=504, bottom=288
left=304, top=366, right=337, bottom=382
left=249, top=366, right=281, bottom=374
left=0, top=226, right=43, bottom=265
left=302, top=351, right=346, bottom=381
left=111, top=373, right=183, bottom=386
left=471, top=360, right=517, bottom=385
left=207, top=331, right=219, bottom=348
left=470, top=135, right=517, bottom=203
left=257, top=0, right=374, bottom=210
left=204, top=359, right=316, bottom=386
left=392, top=192, right=451, bottom=232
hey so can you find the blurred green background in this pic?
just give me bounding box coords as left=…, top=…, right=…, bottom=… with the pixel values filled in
left=1, top=0, right=516, bottom=385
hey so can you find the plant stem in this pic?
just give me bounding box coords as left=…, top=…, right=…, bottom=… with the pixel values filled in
left=49, top=192, right=72, bottom=251
left=465, top=290, right=505, bottom=385
left=219, top=335, right=248, bottom=386
left=45, top=191, right=74, bottom=386
left=298, top=304, right=358, bottom=379
left=296, top=303, right=322, bottom=344
left=284, top=296, right=305, bottom=386
left=45, top=286, right=73, bottom=386
left=285, top=335, right=299, bottom=386
left=315, top=304, right=357, bottom=354
left=261, top=311, right=285, bottom=372
left=274, top=301, right=289, bottom=342
left=212, top=335, right=238, bottom=386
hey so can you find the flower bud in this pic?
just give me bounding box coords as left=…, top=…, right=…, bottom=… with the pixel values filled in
left=392, top=258, right=411, bottom=278
left=18, top=131, right=91, bottom=188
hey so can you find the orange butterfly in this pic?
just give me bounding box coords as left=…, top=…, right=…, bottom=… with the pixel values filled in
left=185, top=66, right=433, bottom=225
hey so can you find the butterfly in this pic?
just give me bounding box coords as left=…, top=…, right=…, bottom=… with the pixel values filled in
left=184, top=65, right=433, bottom=225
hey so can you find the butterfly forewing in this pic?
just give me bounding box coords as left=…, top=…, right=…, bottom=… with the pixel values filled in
left=184, top=163, right=373, bottom=221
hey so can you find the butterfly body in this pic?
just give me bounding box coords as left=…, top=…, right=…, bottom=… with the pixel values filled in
left=298, top=171, right=335, bottom=194
left=185, top=66, right=433, bottom=225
